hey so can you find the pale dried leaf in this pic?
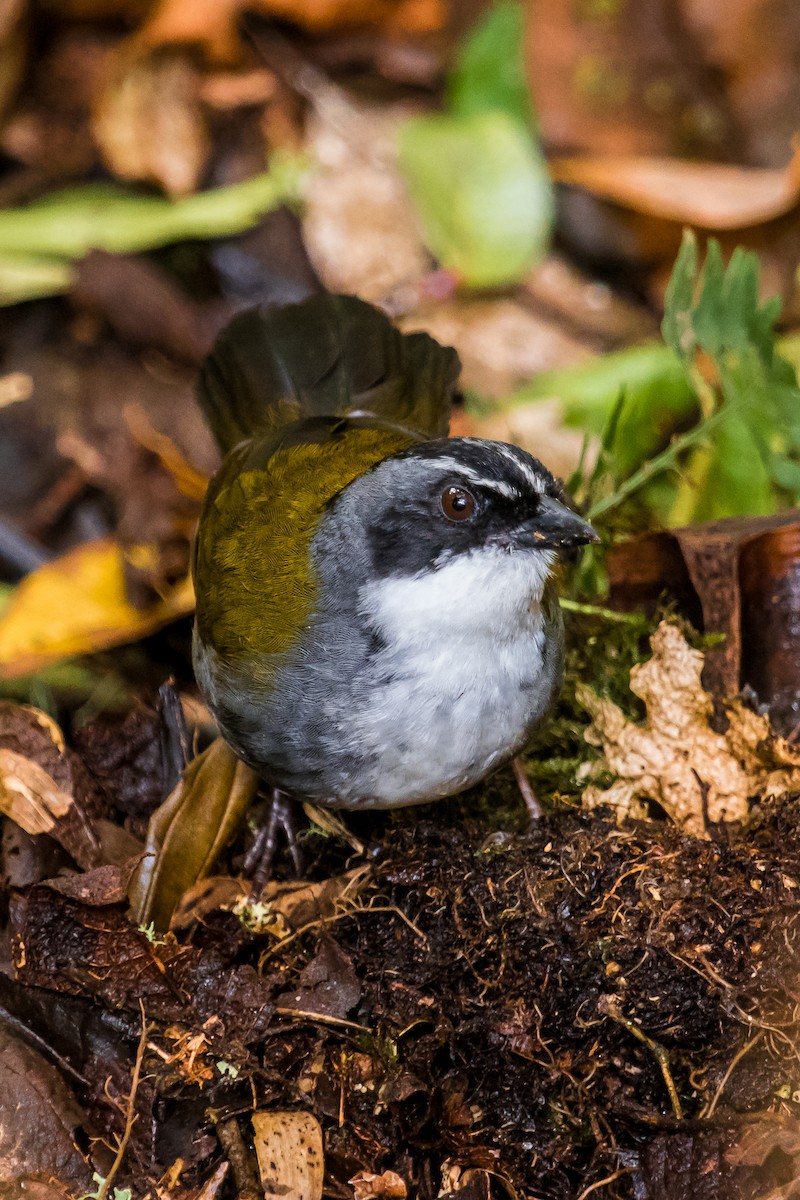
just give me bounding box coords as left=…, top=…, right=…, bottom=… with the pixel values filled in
left=0, top=372, right=32, bottom=409
left=94, top=47, right=209, bottom=196
left=550, top=150, right=800, bottom=231
left=579, top=622, right=800, bottom=835
left=252, top=1111, right=324, bottom=1200
left=350, top=1169, right=408, bottom=1199
left=0, top=748, right=73, bottom=835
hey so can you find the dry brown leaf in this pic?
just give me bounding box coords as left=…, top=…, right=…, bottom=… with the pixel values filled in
left=171, top=866, right=369, bottom=932
left=0, top=747, right=72, bottom=835
left=0, top=538, right=194, bottom=679
left=578, top=622, right=800, bottom=835
left=128, top=737, right=259, bottom=931
left=251, top=1111, right=324, bottom=1200
left=94, top=45, right=209, bottom=195
left=549, top=150, right=800, bottom=230
left=350, top=1170, right=408, bottom=1199
left=137, top=0, right=445, bottom=60
left=124, top=403, right=210, bottom=501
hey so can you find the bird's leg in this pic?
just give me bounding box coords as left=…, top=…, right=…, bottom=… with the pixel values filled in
left=511, top=756, right=542, bottom=824
left=244, top=787, right=303, bottom=898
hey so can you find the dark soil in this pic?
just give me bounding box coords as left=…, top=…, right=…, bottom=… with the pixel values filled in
left=5, top=770, right=800, bottom=1200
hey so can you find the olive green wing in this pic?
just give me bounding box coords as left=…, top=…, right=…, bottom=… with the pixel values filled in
left=198, top=293, right=461, bottom=453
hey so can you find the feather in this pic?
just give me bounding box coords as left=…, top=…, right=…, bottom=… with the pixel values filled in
left=197, top=293, right=461, bottom=452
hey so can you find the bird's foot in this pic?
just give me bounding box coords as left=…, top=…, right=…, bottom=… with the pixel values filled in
left=511, top=756, right=542, bottom=825
left=243, top=787, right=303, bottom=898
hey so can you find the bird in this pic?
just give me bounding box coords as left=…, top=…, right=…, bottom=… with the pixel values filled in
left=192, top=293, right=597, bottom=851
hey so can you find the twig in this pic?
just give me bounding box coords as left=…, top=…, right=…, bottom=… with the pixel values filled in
left=702, top=1033, right=763, bottom=1119
left=559, top=599, right=648, bottom=625
left=511, top=756, right=542, bottom=821
left=96, top=1000, right=148, bottom=1200
left=273, top=1007, right=371, bottom=1033
left=599, top=995, right=683, bottom=1120
left=213, top=1116, right=261, bottom=1200
left=576, top=1167, right=631, bottom=1200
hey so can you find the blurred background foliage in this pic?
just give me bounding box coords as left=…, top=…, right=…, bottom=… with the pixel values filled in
left=0, top=0, right=799, bottom=704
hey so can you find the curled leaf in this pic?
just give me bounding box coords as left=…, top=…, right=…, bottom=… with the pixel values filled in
left=550, top=150, right=800, bottom=231
left=0, top=748, right=72, bottom=835
left=128, top=737, right=259, bottom=931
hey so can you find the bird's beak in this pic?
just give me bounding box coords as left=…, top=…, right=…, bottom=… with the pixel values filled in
left=515, top=495, right=600, bottom=551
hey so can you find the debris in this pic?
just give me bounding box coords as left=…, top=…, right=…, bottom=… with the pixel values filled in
left=579, top=621, right=800, bottom=833
left=252, top=1111, right=324, bottom=1200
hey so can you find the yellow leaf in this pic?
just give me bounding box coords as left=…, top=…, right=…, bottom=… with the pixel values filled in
left=0, top=538, right=195, bottom=679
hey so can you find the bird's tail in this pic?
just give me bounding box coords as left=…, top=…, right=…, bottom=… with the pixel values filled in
left=197, top=292, right=461, bottom=453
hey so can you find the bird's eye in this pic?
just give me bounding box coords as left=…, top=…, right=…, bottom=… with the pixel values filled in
left=441, top=485, right=476, bottom=522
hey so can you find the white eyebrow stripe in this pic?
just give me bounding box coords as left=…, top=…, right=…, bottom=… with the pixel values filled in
left=424, top=457, right=522, bottom=498
left=488, top=442, right=547, bottom=492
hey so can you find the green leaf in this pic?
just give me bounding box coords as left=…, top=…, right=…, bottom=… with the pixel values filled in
left=397, top=110, right=553, bottom=287
left=661, top=230, right=800, bottom=523
left=0, top=156, right=303, bottom=297
left=662, top=229, right=698, bottom=363
left=448, top=1, right=533, bottom=128
left=0, top=254, right=74, bottom=305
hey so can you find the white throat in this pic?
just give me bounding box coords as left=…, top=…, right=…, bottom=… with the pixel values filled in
left=360, top=545, right=555, bottom=647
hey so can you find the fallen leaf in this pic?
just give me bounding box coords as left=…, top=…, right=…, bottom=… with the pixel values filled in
left=171, top=866, right=369, bottom=931
left=549, top=150, right=800, bottom=231
left=303, top=97, right=430, bottom=303
left=251, top=1111, right=324, bottom=1200
left=128, top=737, right=259, bottom=931
left=0, top=538, right=194, bottom=679
left=94, top=46, right=209, bottom=196
left=276, top=938, right=361, bottom=1020
left=0, top=372, right=32, bottom=409
left=0, top=703, right=100, bottom=869
left=0, top=1024, right=93, bottom=1190
left=0, top=748, right=72, bottom=835
left=578, top=622, right=800, bottom=834
left=137, top=0, right=446, bottom=63
left=350, top=1169, right=408, bottom=1199
left=15, top=883, right=276, bottom=1041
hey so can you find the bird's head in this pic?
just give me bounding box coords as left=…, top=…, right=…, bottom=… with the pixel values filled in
left=315, top=437, right=598, bottom=635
